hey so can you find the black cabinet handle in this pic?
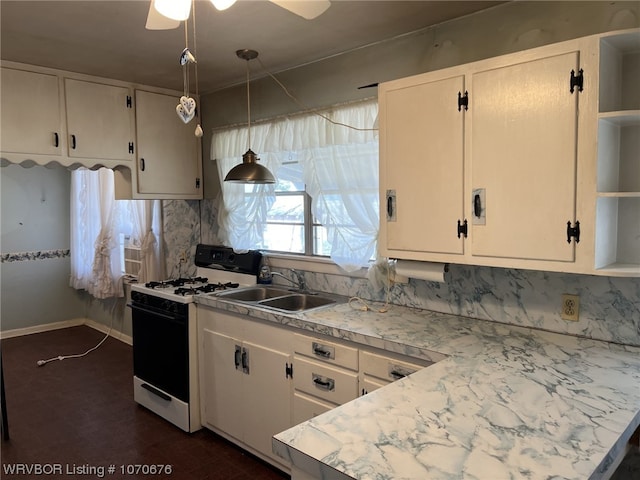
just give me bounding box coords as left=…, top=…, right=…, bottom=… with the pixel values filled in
left=387, top=195, right=393, bottom=217
left=70, top=134, right=76, bottom=150
left=241, top=347, right=249, bottom=374
left=234, top=345, right=241, bottom=369
left=474, top=193, right=482, bottom=218
left=312, top=374, right=335, bottom=391
left=389, top=370, right=408, bottom=380
left=53, top=132, right=59, bottom=147
left=140, top=158, right=145, bottom=171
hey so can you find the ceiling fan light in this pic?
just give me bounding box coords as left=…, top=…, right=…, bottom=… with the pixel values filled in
left=210, top=0, right=237, bottom=11
left=224, top=149, right=276, bottom=184
left=153, top=0, right=191, bottom=21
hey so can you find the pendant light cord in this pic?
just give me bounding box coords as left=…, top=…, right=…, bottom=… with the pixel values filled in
left=183, top=20, right=190, bottom=97
left=256, top=57, right=377, bottom=132
left=246, top=59, right=251, bottom=148
left=191, top=1, right=199, bottom=100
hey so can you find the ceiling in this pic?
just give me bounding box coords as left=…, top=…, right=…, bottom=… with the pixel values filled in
left=0, top=1, right=504, bottom=95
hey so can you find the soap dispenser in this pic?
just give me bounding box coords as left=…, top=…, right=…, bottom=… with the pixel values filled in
left=258, top=264, right=272, bottom=284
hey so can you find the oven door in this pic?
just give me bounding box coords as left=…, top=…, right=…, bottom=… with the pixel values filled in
left=131, top=302, right=189, bottom=403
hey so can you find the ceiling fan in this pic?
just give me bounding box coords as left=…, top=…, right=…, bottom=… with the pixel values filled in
left=146, top=0, right=331, bottom=29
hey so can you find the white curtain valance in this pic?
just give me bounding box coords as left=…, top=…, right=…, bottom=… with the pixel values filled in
left=211, top=99, right=378, bottom=159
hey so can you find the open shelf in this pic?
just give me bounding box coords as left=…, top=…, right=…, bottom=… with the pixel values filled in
left=595, top=31, right=640, bottom=275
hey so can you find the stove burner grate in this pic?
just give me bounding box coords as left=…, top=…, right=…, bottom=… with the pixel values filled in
left=174, top=282, right=240, bottom=296
left=145, top=277, right=210, bottom=289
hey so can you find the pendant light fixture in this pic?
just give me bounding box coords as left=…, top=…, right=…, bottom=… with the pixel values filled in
left=224, top=49, right=276, bottom=184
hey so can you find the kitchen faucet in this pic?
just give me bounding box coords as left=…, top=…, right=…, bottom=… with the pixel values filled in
left=271, top=269, right=307, bottom=292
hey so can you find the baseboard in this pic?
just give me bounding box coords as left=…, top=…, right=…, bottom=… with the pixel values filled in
left=0, top=318, right=132, bottom=346
left=0, top=319, right=85, bottom=339
left=84, top=319, right=133, bottom=345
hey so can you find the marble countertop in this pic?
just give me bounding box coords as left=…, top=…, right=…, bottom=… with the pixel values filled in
left=195, top=295, right=640, bottom=480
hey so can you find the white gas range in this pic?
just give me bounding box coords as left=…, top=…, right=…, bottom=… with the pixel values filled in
left=129, top=245, right=262, bottom=432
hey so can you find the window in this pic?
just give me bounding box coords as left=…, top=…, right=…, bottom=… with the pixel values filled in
left=262, top=157, right=329, bottom=256
left=213, top=99, right=379, bottom=272
left=69, top=168, right=163, bottom=298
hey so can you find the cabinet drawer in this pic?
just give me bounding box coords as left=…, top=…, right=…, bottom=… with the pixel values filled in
left=361, top=376, right=389, bottom=396
left=360, top=350, right=430, bottom=383
left=293, top=391, right=335, bottom=425
left=293, top=333, right=358, bottom=371
left=293, top=356, right=358, bottom=405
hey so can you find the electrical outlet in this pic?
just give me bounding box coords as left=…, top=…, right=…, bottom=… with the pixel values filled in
left=561, top=294, right=580, bottom=321
left=179, top=250, right=188, bottom=264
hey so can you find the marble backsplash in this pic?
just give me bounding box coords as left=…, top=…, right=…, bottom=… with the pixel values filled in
left=163, top=199, right=640, bottom=347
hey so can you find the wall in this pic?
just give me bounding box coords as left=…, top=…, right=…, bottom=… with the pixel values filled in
left=0, top=164, right=86, bottom=331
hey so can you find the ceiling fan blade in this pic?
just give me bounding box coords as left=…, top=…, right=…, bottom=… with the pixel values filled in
left=269, top=0, right=331, bottom=20
left=145, top=1, right=181, bottom=30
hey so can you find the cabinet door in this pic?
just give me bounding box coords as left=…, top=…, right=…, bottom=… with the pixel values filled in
left=201, top=329, right=244, bottom=440
left=381, top=74, right=465, bottom=255
left=1, top=68, right=61, bottom=155
left=293, top=391, right=334, bottom=425
left=470, top=52, right=580, bottom=262
left=135, top=90, right=201, bottom=196
left=65, top=78, right=134, bottom=161
left=242, top=340, right=292, bottom=462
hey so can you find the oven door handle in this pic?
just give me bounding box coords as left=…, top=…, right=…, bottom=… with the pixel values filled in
left=140, top=382, right=171, bottom=402
left=128, top=303, right=181, bottom=322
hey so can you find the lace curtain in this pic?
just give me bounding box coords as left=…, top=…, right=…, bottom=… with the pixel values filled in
left=69, top=168, right=163, bottom=298
left=212, top=99, right=378, bottom=271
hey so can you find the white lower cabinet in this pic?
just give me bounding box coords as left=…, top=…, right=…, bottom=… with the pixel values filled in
left=292, top=333, right=359, bottom=425
left=293, top=356, right=359, bottom=406
left=198, top=308, right=292, bottom=469
left=198, top=308, right=437, bottom=474
left=359, top=349, right=433, bottom=395
left=292, top=391, right=334, bottom=425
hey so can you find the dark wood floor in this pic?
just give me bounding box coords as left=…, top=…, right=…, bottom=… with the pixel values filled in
left=0, top=326, right=290, bottom=480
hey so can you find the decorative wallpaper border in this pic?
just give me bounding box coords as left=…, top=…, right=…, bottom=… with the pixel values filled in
left=1, top=249, right=70, bottom=263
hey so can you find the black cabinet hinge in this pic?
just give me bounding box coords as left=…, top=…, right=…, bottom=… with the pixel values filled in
left=128, top=142, right=134, bottom=154
left=458, top=91, right=469, bottom=111
left=457, top=219, right=468, bottom=238
left=195, top=178, right=201, bottom=189
left=126, top=95, right=132, bottom=108
left=285, top=362, right=293, bottom=379
left=566, top=220, right=580, bottom=244
left=570, top=69, right=584, bottom=93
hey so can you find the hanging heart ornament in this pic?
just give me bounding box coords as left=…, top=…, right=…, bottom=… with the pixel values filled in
left=176, top=96, right=196, bottom=124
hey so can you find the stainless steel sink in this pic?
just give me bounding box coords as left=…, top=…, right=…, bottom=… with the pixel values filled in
left=215, top=286, right=336, bottom=312
left=217, top=286, right=290, bottom=302
left=258, top=294, right=335, bottom=312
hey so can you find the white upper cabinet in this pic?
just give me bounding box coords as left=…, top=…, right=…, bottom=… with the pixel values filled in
left=1, top=62, right=203, bottom=200
left=0, top=67, right=62, bottom=156
left=133, top=90, right=202, bottom=199
left=64, top=78, right=134, bottom=162
left=380, top=74, right=465, bottom=257
left=469, top=51, right=580, bottom=263
left=379, top=29, right=640, bottom=277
